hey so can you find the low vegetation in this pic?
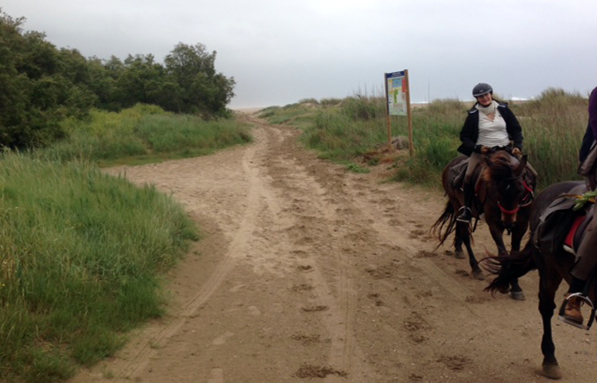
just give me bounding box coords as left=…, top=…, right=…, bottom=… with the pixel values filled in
left=0, top=153, right=197, bottom=381
left=0, top=103, right=252, bottom=382
left=260, top=88, right=589, bottom=189
left=37, top=104, right=252, bottom=166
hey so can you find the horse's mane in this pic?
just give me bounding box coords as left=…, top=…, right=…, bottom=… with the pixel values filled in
left=482, top=151, right=519, bottom=182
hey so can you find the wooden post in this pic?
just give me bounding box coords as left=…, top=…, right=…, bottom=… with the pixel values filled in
left=404, top=69, right=414, bottom=157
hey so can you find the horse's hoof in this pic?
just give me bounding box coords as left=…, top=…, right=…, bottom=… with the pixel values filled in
left=539, top=365, right=562, bottom=380
left=472, top=269, right=485, bottom=280
left=510, top=291, right=526, bottom=301
left=455, top=250, right=465, bottom=259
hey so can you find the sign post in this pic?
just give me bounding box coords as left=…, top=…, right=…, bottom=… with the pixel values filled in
left=384, top=69, right=413, bottom=156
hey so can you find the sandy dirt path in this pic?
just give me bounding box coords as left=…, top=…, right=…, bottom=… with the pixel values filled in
left=70, top=113, right=596, bottom=383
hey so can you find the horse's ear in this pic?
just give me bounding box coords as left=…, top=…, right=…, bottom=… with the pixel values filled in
left=515, top=155, right=528, bottom=176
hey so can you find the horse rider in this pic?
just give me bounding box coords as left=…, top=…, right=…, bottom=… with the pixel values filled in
left=562, top=86, right=597, bottom=326
left=456, top=83, right=525, bottom=223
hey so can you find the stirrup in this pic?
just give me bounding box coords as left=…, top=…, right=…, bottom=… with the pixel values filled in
left=557, top=292, right=596, bottom=330
left=456, top=207, right=472, bottom=223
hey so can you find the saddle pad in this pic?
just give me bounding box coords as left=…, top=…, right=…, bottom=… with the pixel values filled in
left=564, top=215, right=586, bottom=250
left=572, top=209, right=594, bottom=252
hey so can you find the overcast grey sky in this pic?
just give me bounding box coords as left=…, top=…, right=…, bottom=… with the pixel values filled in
left=3, top=1, right=597, bottom=108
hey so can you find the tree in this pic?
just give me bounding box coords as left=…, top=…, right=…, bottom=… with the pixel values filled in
left=0, top=11, right=94, bottom=148
left=164, top=43, right=235, bottom=117
left=113, top=54, right=168, bottom=108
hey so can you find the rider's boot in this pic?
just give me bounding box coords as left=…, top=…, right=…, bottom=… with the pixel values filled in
left=563, top=295, right=584, bottom=325
left=562, top=277, right=585, bottom=325
left=456, top=181, right=474, bottom=223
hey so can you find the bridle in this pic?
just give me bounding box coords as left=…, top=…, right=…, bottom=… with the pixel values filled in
left=497, top=176, right=535, bottom=216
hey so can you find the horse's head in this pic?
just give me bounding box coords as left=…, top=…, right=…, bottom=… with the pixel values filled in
left=483, top=151, right=531, bottom=230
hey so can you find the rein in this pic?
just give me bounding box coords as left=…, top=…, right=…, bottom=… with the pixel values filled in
left=520, top=180, right=535, bottom=207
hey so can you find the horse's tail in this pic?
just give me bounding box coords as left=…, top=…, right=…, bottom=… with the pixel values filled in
left=430, top=200, right=456, bottom=248
left=484, top=240, right=537, bottom=295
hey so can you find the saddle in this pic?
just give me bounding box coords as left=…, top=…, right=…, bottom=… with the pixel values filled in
left=535, top=184, right=593, bottom=257
left=449, top=161, right=488, bottom=195
left=448, top=160, right=468, bottom=190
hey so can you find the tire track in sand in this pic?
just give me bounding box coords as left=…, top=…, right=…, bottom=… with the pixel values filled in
left=70, top=126, right=269, bottom=382
left=257, top=119, right=376, bottom=381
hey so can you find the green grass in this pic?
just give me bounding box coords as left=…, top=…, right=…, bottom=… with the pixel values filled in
left=344, top=162, right=370, bottom=173
left=259, top=102, right=320, bottom=130
left=260, top=89, right=589, bottom=189
left=38, top=104, right=252, bottom=166
left=515, top=88, right=588, bottom=187
left=0, top=153, right=198, bottom=382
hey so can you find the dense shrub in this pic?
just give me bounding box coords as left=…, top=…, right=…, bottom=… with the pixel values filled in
left=0, top=10, right=236, bottom=150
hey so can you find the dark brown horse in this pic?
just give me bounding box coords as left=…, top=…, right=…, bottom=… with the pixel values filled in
left=485, top=181, right=596, bottom=379
left=432, top=149, right=535, bottom=298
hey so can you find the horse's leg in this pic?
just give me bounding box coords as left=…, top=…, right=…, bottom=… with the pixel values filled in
left=538, top=268, right=563, bottom=379
left=454, top=235, right=465, bottom=259
left=458, top=223, right=483, bottom=280
left=449, top=198, right=466, bottom=259
left=510, top=220, right=526, bottom=255
left=488, top=223, right=508, bottom=256
left=509, top=224, right=528, bottom=301
left=509, top=278, right=525, bottom=301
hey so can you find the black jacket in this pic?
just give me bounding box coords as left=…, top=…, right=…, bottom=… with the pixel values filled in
left=457, top=103, right=524, bottom=156
left=579, top=123, right=595, bottom=163
left=579, top=87, right=597, bottom=162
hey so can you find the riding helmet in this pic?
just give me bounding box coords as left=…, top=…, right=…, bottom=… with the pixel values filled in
left=472, top=83, right=493, bottom=97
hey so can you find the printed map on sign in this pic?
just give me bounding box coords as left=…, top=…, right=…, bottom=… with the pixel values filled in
left=386, top=72, right=407, bottom=116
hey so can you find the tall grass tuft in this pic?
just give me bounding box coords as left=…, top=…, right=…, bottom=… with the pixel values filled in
left=515, top=88, right=588, bottom=186
left=303, top=103, right=389, bottom=161
left=258, top=101, right=320, bottom=130
left=299, top=94, right=463, bottom=183
left=0, top=152, right=197, bottom=381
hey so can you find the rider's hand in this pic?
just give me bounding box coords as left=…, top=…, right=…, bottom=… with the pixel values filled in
left=512, top=147, right=521, bottom=157
left=480, top=146, right=490, bottom=154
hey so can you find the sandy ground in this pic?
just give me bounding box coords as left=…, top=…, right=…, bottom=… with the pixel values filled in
left=69, top=113, right=596, bottom=383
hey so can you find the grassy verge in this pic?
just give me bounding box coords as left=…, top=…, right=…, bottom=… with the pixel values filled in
left=0, top=153, right=198, bottom=382
left=0, top=104, right=253, bottom=382
left=260, top=88, right=589, bottom=189
left=38, top=104, right=252, bottom=166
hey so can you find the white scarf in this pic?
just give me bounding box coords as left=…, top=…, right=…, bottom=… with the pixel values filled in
left=476, top=100, right=499, bottom=115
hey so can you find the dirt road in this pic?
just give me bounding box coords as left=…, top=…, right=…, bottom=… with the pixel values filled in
left=70, top=113, right=596, bottom=382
